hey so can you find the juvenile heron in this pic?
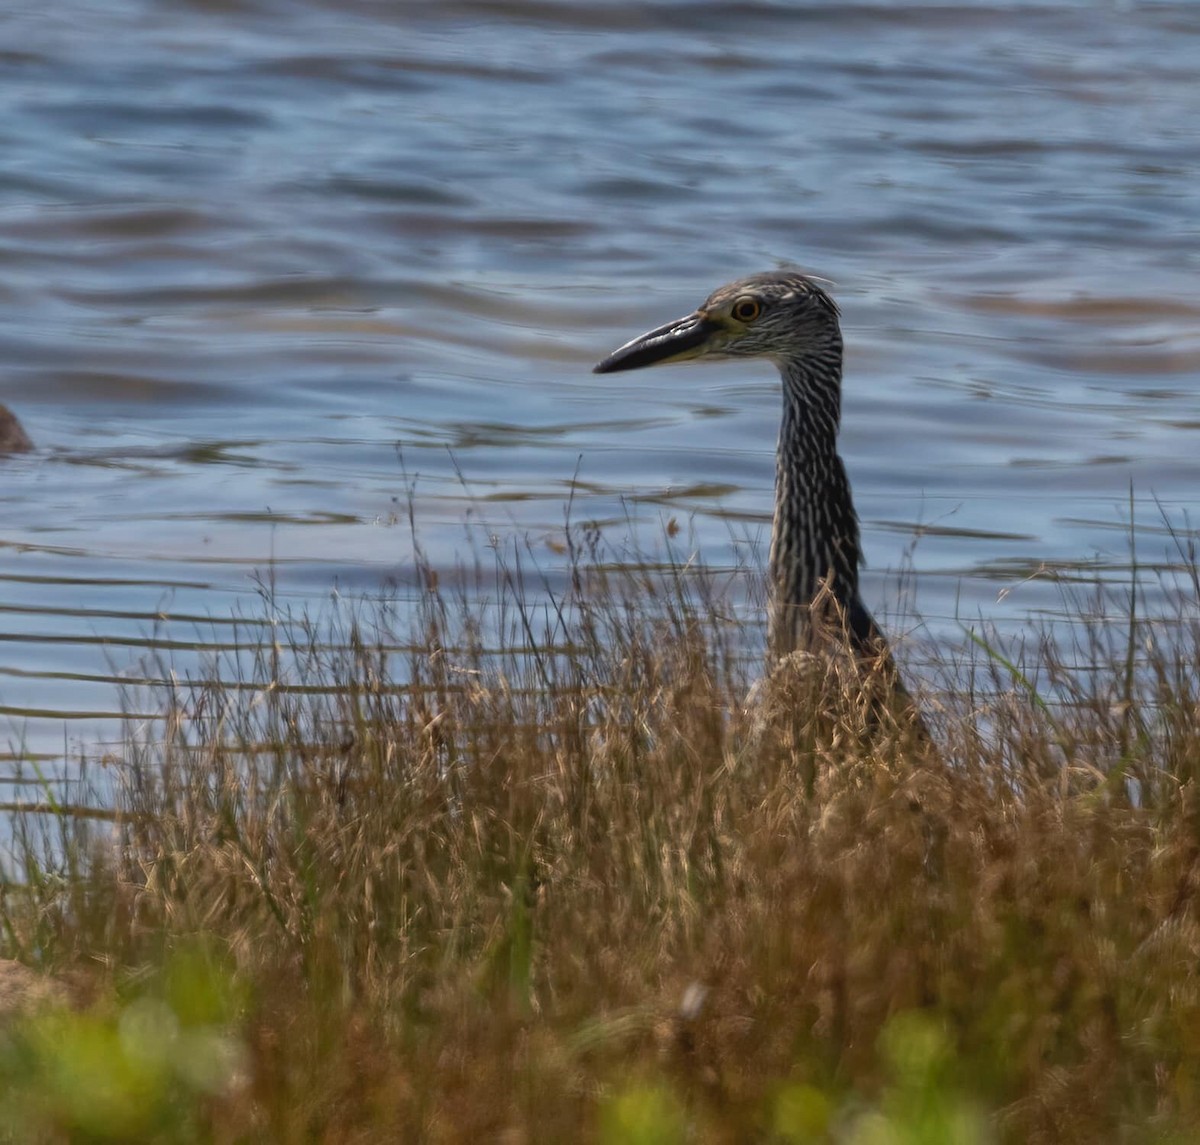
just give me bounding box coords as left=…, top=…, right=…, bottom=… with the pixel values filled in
left=594, top=271, right=922, bottom=721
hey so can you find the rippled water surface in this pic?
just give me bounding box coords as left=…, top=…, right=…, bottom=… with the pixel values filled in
left=2, top=0, right=1198, bottom=765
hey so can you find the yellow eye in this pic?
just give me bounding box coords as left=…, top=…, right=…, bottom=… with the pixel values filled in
left=732, top=296, right=761, bottom=323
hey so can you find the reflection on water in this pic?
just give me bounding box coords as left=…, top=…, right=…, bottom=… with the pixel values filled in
left=1, top=0, right=1199, bottom=766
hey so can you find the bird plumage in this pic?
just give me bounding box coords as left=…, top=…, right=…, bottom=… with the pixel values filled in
left=594, top=270, right=925, bottom=730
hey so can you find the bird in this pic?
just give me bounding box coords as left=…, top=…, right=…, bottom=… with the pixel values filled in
left=593, top=270, right=926, bottom=736
left=0, top=403, right=32, bottom=455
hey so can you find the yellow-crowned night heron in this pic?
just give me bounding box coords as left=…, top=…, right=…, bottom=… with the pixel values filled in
left=594, top=271, right=924, bottom=727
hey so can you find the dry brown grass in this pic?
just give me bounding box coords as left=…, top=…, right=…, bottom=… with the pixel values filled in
left=2, top=532, right=1200, bottom=1142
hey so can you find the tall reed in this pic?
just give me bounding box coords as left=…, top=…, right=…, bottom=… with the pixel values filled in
left=1, top=524, right=1198, bottom=1143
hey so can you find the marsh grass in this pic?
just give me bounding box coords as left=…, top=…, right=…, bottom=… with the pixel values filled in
left=2, top=522, right=1200, bottom=1143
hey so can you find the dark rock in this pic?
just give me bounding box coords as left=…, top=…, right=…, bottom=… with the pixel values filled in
left=0, top=404, right=33, bottom=454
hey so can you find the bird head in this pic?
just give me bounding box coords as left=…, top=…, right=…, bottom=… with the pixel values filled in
left=593, top=271, right=841, bottom=375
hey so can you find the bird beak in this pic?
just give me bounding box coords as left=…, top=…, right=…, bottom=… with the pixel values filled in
left=593, top=311, right=724, bottom=374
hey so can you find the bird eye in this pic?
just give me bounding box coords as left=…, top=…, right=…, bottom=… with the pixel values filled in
left=732, top=297, right=761, bottom=323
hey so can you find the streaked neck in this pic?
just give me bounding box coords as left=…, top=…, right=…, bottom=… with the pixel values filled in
left=768, top=357, right=862, bottom=656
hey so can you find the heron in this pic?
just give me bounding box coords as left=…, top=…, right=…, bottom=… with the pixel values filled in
left=594, top=270, right=926, bottom=733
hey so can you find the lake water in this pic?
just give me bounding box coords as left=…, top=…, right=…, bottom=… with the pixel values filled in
left=1, top=0, right=1198, bottom=770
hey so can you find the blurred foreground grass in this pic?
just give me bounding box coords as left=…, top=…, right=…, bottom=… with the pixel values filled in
left=1, top=530, right=1199, bottom=1143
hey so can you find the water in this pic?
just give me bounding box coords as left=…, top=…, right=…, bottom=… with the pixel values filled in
left=1, top=0, right=1198, bottom=767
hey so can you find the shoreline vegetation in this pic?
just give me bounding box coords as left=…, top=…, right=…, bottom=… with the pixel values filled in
left=1, top=523, right=1199, bottom=1143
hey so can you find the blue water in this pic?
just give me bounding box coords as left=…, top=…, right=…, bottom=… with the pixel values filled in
left=2, top=0, right=1199, bottom=765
